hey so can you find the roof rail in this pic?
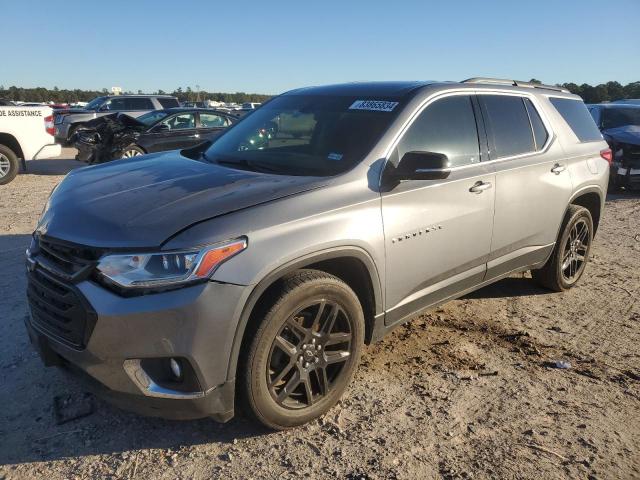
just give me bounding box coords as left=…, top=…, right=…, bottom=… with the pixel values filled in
left=461, top=77, right=569, bottom=93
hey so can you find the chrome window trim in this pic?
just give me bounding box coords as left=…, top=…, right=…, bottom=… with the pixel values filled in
left=380, top=88, right=556, bottom=177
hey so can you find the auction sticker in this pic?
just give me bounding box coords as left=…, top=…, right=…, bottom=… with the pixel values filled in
left=349, top=100, right=399, bottom=112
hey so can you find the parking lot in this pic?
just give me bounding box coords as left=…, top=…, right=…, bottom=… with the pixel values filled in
left=0, top=151, right=637, bottom=479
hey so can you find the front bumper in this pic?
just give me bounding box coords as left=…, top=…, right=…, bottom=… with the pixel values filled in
left=26, top=267, right=249, bottom=421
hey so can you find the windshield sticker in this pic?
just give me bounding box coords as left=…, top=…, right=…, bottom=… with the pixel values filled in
left=349, top=100, right=399, bottom=112
left=327, top=152, right=343, bottom=161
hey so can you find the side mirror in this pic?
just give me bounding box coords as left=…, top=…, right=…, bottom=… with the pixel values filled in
left=392, top=151, right=451, bottom=181
left=98, top=104, right=109, bottom=112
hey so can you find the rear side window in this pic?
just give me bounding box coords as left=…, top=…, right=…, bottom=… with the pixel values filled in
left=549, top=98, right=602, bottom=142
left=124, top=98, right=154, bottom=110
left=158, top=97, right=180, bottom=108
left=199, top=113, right=230, bottom=128
left=480, top=95, right=534, bottom=158
left=524, top=99, right=549, bottom=150
left=397, top=95, right=480, bottom=168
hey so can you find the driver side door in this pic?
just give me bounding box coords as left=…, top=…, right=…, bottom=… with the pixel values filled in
left=381, top=93, right=496, bottom=326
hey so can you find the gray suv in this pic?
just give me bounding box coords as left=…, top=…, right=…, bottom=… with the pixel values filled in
left=54, top=94, right=179, bottom=144
left=25, top=79, right=610, bottom=429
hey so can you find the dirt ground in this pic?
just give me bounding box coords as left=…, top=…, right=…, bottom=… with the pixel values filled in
left=1, top=150, right=639, bottom=480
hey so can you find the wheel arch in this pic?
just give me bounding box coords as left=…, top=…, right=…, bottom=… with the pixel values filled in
left=0, top=133, right=24, bottom=159
left=569, top=186, right=604, bottom=234
left=226, top=246, right=383, bottom=382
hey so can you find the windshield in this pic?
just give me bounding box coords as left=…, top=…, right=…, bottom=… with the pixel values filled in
left=204, top=94, right=403, bottom=176
left=85, top=96, right=107, bottom=110
left=137, top=110, right=171, bottom=126
left=602, top=107, right=640, bottom=129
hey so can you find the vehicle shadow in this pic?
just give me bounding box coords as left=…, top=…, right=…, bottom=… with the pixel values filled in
left=22, top=158, right=85, bottom=176
left=0, top=233, right=268, bottom=467
left=462, top=276, right=552, bottom=299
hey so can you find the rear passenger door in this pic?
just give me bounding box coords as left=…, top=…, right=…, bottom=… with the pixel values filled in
left=479, top=93, right=572, bottom=281
left=198, top=112, right=231, bottom=141
left=381, top=93, right=496, bottom=326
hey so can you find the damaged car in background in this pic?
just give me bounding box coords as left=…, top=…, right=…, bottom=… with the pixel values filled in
left=589, top=103, right=640, bottom=191
left=73, top=108, right=239, bottom=163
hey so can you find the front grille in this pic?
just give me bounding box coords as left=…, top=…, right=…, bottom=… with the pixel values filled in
left=36, top=236, right=101, bottom=280
left=27, top=268, right=97, bottom=349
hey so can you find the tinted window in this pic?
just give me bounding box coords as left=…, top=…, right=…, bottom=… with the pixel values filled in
left=481, top=95, right=534, bottom=158
left=124, top=98, right=154, bottom=110
left=524, top=99, right=549, bottom=150
left=204, top=94, right=404, bottom=176
left=158, top=97, right=180, bottom=108
left=200, top=113, right=230, bottom=128
left=106, top=98, right=127, bottom=110
left=549, top=98, right=602, bottom=142
left=162, top=113, right=196, bottom=130
left=397, top=95, right=479, bottom=168
left=601, top=107, right=640, bottom=129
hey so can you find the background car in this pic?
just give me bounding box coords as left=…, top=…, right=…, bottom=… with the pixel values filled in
left=54, top=94, right=180, bottom=145
left=588, top=103, right=640, bottom=190
left=0, top=98, right=15, bottom=106
left=74, top=108, right=237, bottom=163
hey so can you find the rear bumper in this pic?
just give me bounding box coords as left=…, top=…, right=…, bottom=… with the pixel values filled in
left=54, top=123, right=70, bottom=143
left=613, top=165, right=640, bottom=185
left=25, top=267, right=250, bottom=421
left=32, top=143, right=61, bottom=160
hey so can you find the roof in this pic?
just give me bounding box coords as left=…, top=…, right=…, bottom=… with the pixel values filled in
left=284, top=81, right=441, bottom=97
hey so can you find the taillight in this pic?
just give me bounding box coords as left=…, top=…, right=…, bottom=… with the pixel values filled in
left=44, top=115, right=55, bottom=136
left=600, top=148, right=613, bottom=165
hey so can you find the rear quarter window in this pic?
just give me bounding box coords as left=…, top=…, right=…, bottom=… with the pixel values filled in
left=549, top=98, right=602, bottom=142
left=158, top=97, right=180, bottom=108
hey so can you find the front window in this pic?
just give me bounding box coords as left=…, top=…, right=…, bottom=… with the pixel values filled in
left=85, top=96, right=106, bottom=110
left=204, top=95, right=403, bottom=176
left=602, top=107, right=640, bottom=129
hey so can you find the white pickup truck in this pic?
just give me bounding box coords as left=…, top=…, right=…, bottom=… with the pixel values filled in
left=0, top=106, right=61, bottom=184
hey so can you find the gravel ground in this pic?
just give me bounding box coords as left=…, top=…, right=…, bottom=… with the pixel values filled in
left=1, top=150, right=639, bottom=480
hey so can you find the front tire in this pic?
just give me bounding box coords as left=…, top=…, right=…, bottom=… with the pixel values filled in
left=120, top=145, right=145, bottom=159
left=532, top=205, right=593, bottom=292
left=242, top=269, right=364, bottom=430
left=0, top=144, right=19, bottom=185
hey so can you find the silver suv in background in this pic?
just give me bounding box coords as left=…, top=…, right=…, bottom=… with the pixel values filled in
left=53, top=94, right=179, bottom=144
left=26, top=79, right=609, bottom=429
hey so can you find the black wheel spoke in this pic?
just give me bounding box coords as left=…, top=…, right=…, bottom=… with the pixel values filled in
left=325, top=331, right=351, bottom=346
left=285, top=317, right=308, bottom=340
left=276, top=369, right=301, bottom=403
left=269, top=359, right=296, bottom=390
left=274, top=335, right=297, bottom=356
left=325, top=350, right=350, bottom=365
left=311, top=300, right=327, bottom=332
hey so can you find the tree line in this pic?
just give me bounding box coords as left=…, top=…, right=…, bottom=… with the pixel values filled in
left=0, top=86, right=271, bottom=104
left=1, top=81, right=639, bottom=105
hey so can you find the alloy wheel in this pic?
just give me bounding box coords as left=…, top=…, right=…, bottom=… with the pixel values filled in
left=122, top=149, right=142, bottom=158
left=267, top=299, right=353, bottom=409
left=0, top=153, right=10, bottom=178
left=561, top=218, right=590, bottom=282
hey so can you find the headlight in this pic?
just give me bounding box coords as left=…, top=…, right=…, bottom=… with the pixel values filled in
left=96, top=237, right=247, bottom=290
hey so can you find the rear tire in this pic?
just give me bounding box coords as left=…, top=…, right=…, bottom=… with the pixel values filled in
left=0, top=144, right=19, bottom=185
left=242, top=269, right=364, bottom=430
left=532, top=205, right=593, bottom=292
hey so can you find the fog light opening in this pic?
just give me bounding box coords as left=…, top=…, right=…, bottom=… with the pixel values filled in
left=169, top=358, right=183, bottom=381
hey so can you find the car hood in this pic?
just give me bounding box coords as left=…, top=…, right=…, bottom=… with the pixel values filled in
left=37, top=151, right=327, bottom=248
left=602, top=125, right=640, bottom=146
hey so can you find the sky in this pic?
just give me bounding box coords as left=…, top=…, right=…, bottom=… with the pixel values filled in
left=2, top=0, right=639, bottom=95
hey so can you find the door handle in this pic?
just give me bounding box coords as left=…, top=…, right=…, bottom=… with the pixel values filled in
left=189, top=133, right=200, bottom=139
left=551, top=163, right=566, bottom=174
left=469, top=181, right=492, bottom=194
